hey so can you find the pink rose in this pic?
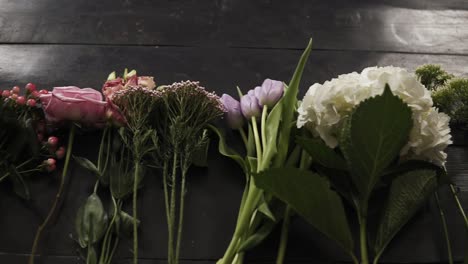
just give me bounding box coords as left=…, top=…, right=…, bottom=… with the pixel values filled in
left=40, top=86, right=124, bottom=127
left=138, top=76, right=156, bottom=89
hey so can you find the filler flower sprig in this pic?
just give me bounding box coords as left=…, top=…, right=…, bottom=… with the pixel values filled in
left=151, top=81, right=224, bottom=264
left=112, top=82, right=160, bottom=264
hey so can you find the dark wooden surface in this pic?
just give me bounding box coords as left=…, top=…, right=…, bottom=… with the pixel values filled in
left=0, top=0, right=467, bottom=263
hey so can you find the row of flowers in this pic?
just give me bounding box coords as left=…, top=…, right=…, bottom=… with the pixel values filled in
left=0, top=39, right=466, bottom=264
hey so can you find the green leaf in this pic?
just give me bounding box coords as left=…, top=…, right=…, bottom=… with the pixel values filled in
left=296, top=136, right=347, bottom=170
left=254, top=167, right=354, bottom=253
left=107, top=71, right=116, bottom=81
left=86, top=246, right=98, bottom=264
left=208, top=125, right=246, bottom=172
left=340, top=86, right=413, bottom=199
left=373, top=169, right=439, bottom=261
left=257, top=202, right=276, bottom=222
left=119, top=210, right=140, bottom=237
left=237, top=219, right=276, bottom=253
left=262, top=95, right=283, bottom=167
left=73, top=156, right=101, bottom=178
left=75, top=194, right=108, bottom=247
left=274, top=39, right=313, bottom=167
left=109, top=161, right=134, bottom=199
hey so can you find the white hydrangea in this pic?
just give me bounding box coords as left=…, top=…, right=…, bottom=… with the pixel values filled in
left=297, top=66, right=452, bottom=165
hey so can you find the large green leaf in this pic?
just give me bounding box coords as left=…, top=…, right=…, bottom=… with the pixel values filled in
left=297, top=136, right=347, bottom=170
left=75, top=194, right=108, bottom=248
left=109, top=160, right=135, bottom=199
left=73, top=156, right=101, bottom=178
left=273, top=39, right=313, bottom=167
left=373, top=169, right=439, bottom=262
left=254, top=167, right=354, bottom=253
left=340, top=86, right=412, bottom=199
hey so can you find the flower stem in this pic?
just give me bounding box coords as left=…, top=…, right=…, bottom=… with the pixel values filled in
left=435, top=191, right=453, bottom=264
left=162, top=161, right=173, bottom=263
left=251, top=117, right=262, bottom=167
left=448, top=183, right=468, bottom=264
left=276, top=205, right=291, bottom=264
left=132, top=160, right=140, bottom=264
left=175, top=168, right=187, bottom=263
left=238, top=129, right=248, bottom=151
left=260, top=106, right=268, bottom=154
left=358, top=213, right=369, bottom=264
left=169, top=152, right=178, bottom=264
left=28, top=124, right=75, bottom=264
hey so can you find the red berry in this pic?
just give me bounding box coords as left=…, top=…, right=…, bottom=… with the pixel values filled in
left=27, top=99, right=36, bottom=107
left=55, top=147, right=66, bottom=160
left=39, top=89, right=49, bottom=94
left=31, top=91, right=40, bottom=98
left=10, top=94, right=18, bottom=100
left=25, top=83, right=36, bottom=92
left=46, top=158, right=56, bottom=165
left=46, top=163, right=56, bottom=172
left=12, top=86, right=20, bottom=94
left=16, top=96, right=26, bottom=105
left=47, top=136, right=59, bottom=148
left=1, top=90, right=10, bottom=97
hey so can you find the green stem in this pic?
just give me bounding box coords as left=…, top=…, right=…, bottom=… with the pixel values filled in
left=449, top=184, right=468, bottom=228
left=175, top=168, right=187, bottom=263
left=0, top=172, right=10, bottom=183
left=435, top=191, right=453, bottom=264
left=162, top=161, right=173, bottom=262
left=169, top=152, right=178, bottom=264
left=260, top=106, right=268, bottom=156
left=238, top=129, right=248, bottom=151
left=99, top=196, right=118, bottom=264
left=359, top=214, right=369, bottom=264
left=276, top=206, right=291, bottom=264
left=251, top=117, right=262, bottom=168
left=28, top=125, right=76, bottom=264
left=18, top=168, right=41, bottom=174
left=132, top=159, right=140, bottom=264
left=97, top=127, right=108, bottom=171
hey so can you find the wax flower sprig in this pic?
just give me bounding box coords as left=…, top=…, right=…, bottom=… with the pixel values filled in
left=150, top=81, right=225, bottom=264
left=110, top=74, right=160, bottom=264
left=214, top=39, right=313, bottom=264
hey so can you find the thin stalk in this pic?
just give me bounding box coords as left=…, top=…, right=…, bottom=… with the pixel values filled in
left=132, top=160, right=140, bottom=264
left=18, top=168, right=41, bottom=174
left=260, top=106, right=268, bottom=153
left=29, top=125, right=76, bottom=264
left=0, top=172, right=10, bottom=183
left=169, top=152, right=178, bottom=264
left=449, top=184, right=468, bottom=228
left=97, top=127, right=108, bottom=171
left=162, top=160, right=173, bottom=261
left=435, top=191, right=454, bottom=264
left=175, top=168, right=188, bottom=263
left=358, top=214, right=369, bottom=264
left=99, top=196, right=118, bottom=264
left=238, top=129, right=248, bottom=151
left=276, top=206, right=291, bottom=264
left=251, top=117, right=262, bottom=167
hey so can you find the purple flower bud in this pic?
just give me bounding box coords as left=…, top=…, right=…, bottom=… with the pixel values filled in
left=257, top=79, right=284, bottom=108
left=220, top=94, right=244, bottom=129
left=240, top=93, right=261, bottom=119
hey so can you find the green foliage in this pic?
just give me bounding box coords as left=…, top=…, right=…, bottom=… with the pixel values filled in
left=415, top=64, right=453, bottom=90
left=75, top=194, right=108, bottom=248
left=254, top=167, right=354, bottom=253
left=433, top=78, right=468, bottom=125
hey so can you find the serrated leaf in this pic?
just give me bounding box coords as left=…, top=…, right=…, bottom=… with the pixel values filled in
left=297, top=136, right=347, bottom=170
left=340, top=86, right=413, bottom=199
left=208, top=125, right=246, bottom=173
left=373, top=169, right=439, bottom=260
left=254, top=167, right=354, bottom=253
left=73, top=156, right=101, bottom=178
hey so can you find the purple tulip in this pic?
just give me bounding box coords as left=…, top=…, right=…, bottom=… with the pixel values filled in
left=257, top=79, right=284, bottom=108
left=240, top=93, right=261, bottom=120
left=220, top=94, right=244, bottom=129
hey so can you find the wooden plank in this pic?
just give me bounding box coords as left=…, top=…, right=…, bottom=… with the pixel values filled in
left=0, top=0, right=467, bottom=54
left=0, top=45, right=466, bottom=262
